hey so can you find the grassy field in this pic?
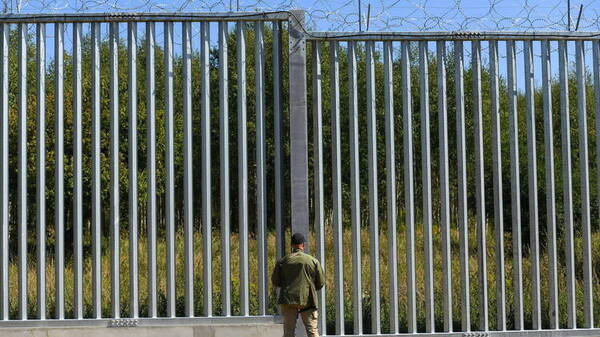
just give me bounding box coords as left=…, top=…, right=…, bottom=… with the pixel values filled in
left=6, top=220, right=600, bottom=334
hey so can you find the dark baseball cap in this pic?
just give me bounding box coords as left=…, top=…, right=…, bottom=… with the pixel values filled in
left=291, top=232, right=305, bottom=245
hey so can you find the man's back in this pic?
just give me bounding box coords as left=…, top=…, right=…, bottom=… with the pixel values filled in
left=272, top=248, right=324, bottom=308
left=272, top=233, right=324, bottom=337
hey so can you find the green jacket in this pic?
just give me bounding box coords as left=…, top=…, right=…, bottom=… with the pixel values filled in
left=271, top=248, right=325, bottom=308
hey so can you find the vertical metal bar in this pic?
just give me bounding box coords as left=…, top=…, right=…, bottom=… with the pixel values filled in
left=542, top=39, right=559, bottom=330
left=273, top=22, right=284, bottom=316
left=384, top=40, right=399, bottom=335
left=312, top=40, right=326, bottom=334
left=558, top=40, right=576, bottom=329
left=273, top=21, right=284, bottom=263
left=36, top=22, right=46, bottom=321
left=576, top=40, right=594, bottom=328
left=454, top=40, right=470, bottom=332
left=365, top=40, right=381, bottom=335
left=109, top=21, right=120, bottom=319
left=472, top=40, right=488, bottom=331
left=289, top=10, right=310, bottom=249
left=146, top=21, right=157, bottom=318
left=201, top=21, right=212, bottom=317
left=219, top=20, right=231, bottom=317
left=54, top=22, right=65, bottom=320
left=164, top=21, right=176, bottom=318
left=17, top=23, right=28, bottom=321
left=593, top=39, right=600, bottom=330
left=348, top=40, right=360, bottom=336
left=255, top=21, right=267, bottom=316
left=332, top=40, right=345, bottom=336
left=91, top=22, right=102, bottom=319
left=237, top=21, right=249, bottom=317
left=436, top=41, right=452, bottom=332
left=524, top=40, right=541, bottom=330
left=420, top=40, right=435, bottom=333
left=489, top=40, right=506, bottom=331
left=72, top=22, right=84, bottom=320
left=437, top=40, right=452, bottom=333
left=0, top=22, right=7, bottom=321
left=270, top=12, right=285, bottom=321
left=402, top=40, right=417, bottom=333
left=182, top=20, right=194, bottom=318
left=127, top=21, right=138, bottom=320
left=507, top=40, right=523, bottom=330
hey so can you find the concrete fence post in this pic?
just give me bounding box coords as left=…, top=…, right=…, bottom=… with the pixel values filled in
left=288, top=9, right=310, bottom=337
left=288, top=9, right=309, bottom=252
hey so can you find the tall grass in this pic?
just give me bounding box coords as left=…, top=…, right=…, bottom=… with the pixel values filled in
left=6, top=221, right=600, bottom=334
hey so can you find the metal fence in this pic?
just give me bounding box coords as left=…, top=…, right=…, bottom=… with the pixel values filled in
left=0, top=9, right=600, bottom=337
left=0, top=11, right=290, bottom=326
left=306, top=30, right=600, bottom=336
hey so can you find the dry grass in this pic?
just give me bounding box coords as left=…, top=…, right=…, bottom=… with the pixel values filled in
left=6, top=221, right=600, bottom=334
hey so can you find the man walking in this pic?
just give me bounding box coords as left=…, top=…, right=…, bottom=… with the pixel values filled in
left=271, top=233, right=325, bottom=337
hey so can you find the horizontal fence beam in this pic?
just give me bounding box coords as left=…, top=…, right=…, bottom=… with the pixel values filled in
left=307, top=31, right=600, bottom=40
left=0, top=11, right=290, bottom=23
left=324, top=330, right=600, bottom=337
left=0, top=316, right=282, bottom=328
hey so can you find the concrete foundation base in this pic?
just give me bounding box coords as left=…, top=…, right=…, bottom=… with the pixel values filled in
left=0, top=323, right=283, bottom=337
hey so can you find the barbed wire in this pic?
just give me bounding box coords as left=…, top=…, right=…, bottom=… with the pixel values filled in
left=3, top=0, right=600, bottom=32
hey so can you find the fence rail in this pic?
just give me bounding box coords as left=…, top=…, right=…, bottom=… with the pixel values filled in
left=306, top=31, right=600, bottom=40
left=0, top=12, right=290, bottom=23
left=0, top=9, right=599, bottom=337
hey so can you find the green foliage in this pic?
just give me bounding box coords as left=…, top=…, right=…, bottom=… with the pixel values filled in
left=4, top=24, right=292, bottom=245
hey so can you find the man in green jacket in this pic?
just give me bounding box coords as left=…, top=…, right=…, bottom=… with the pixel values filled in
left=271, top=233, right=325, bottom=337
